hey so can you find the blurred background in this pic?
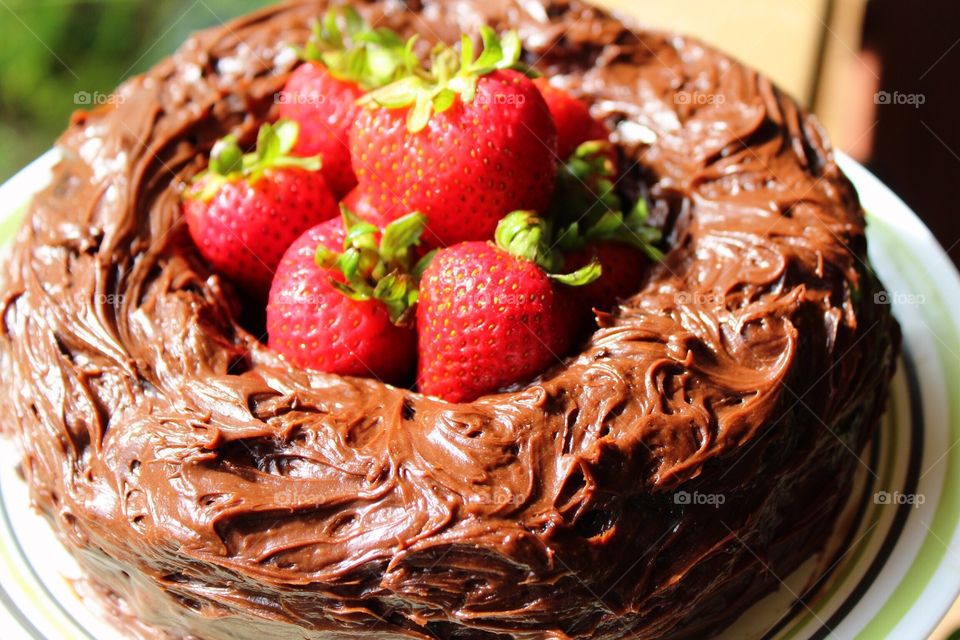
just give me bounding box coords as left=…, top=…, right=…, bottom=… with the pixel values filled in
left=1, top=0, right=958, bottom=264
left=0, top=0, right=958, bottom=637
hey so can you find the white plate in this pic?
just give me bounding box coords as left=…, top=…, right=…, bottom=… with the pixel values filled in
left=1, top=150, right=959, bottom=639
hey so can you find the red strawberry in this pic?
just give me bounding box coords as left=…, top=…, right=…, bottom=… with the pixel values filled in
left=534, top=78, right=611, bottom=160
left=417, top=212, right=599, bottom=402
left=267, top=209, right=426, bottom=383
left=342, top=187, right=386, bottom=227
left=182, top=120, right=339, bottom=298
left=564, top=241, right=650, bottom=312
left=556, top=195, right=663, bottom=319
left=278, top=7, right=413, bottom=197
left=279, top=62, right=363, bottom=197
left=350, top=29, right=558, bottom=247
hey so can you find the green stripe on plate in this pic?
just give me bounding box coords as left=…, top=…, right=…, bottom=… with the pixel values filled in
left=856, top=215, right=960, bottom=639
left=778, top=404, right=897, bottom=640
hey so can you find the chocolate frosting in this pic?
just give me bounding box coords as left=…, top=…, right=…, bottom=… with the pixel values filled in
left=0, top=1, right=899, bottom=638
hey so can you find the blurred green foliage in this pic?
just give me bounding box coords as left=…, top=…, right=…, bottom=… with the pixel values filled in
left=0, top=0, right=273, bottom=183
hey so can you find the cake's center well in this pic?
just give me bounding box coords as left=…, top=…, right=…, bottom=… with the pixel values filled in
left=180, top=7, right=663, bottom=401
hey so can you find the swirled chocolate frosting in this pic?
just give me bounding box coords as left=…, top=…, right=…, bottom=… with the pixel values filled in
left=0, top=0, right=899, bottom=638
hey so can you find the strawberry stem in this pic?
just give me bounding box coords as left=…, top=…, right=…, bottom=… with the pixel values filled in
left=316, top=206, right=428, bottom=325
left=188, top=120, right=321, bottom=201
left=494, top=210, right=561, bottom=272
left=358, top=27, right=535, bottom=133
left=550, top=260, right=603, bottom=286
left=494, top=211, right=601, bottom=287
left=301, top=6, right=416, bottom=90
left=552, top=141, right=665, bottom=261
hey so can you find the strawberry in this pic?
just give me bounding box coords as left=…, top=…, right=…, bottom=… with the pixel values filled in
left=278, top=7, right=413, bottom=197
left=417, top=211, right=599, bottom=402
left=182, top=120, right=339, bottom=298
left=564, top=241, right=650, bottom=312
left=266, top=208, right=427, bottom=383
left=349, top=28, right=558, bottom=247
left=279, top=63, right=364, bottom=197
left=556, top=193, right=663, bottom=316
left=534, top=78, right=612, bottom=160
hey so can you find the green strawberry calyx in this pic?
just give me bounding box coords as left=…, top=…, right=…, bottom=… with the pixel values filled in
left=552, top=140, right=621, bottom=219
left=494, top=211, right=602, bottom=287
left=552, top=141, right=665, bottom=261
left=357, top=27, right=535, bottom=133
left=301, top=6, right=417, bottom=90
left=315, top=206, right=432, bottom=326
left=188, top=120, right=321, bottom=201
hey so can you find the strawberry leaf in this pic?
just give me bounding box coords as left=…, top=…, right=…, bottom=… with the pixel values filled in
left=355, top=28, right=404, bottom=49
left=363, top=76, right=422, bottom=108
left=343, top=219, right=379, bottom=250
left=187, top=120, right=321, bottom=201
left=550, top=259, right=602, bottom=286
left=315, top=245, right=337, bottom=268
left=433, top=88, right=457, bottom=113
left=321, top=8, right=343, bottom=48
left=339, top=203, right=363, bottom=228
left=547, top=139, right=665, bottom=261
left=460, top=34, right=474, bottom=72
left=271, top=120, right=300, bottom=158
left=499, top=31, right=523, bottom=69
left=342, top=6, right=364, bottom=36
left=208, top=135, right=243, bottom=176
left=472, top=26, right=503, bottom=72
left=583, top=211, right=624, bottom=240
left=412, top=249, right=437, bottom=280
left=380, top=212, right=426, bottom=263
left=336, top=248, right=363, bottom=283
left=356, top=27, right=530, bottom=131
left=366, top=47, right=401, bottom=84
left=330, top=279, right=371, bottom=301
left=493, top=211, right=602, bottom=286
left=447, top=74, right=478, bottom=103
left=302, top=6, right=413, bottom=90
left=580, top=199, right=664, bottom=261
left=317, top=207, right=429, bottom=326
left=210, top=137, right=242, bottom=175
left=373, top=272, right=418, bottom=324
left=408, top=91, right=434, bottom=133
left=494, top=210, right=559, bottom=271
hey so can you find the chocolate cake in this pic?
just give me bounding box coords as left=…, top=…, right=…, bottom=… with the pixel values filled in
left=0, top=0, right=900, bottom=638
